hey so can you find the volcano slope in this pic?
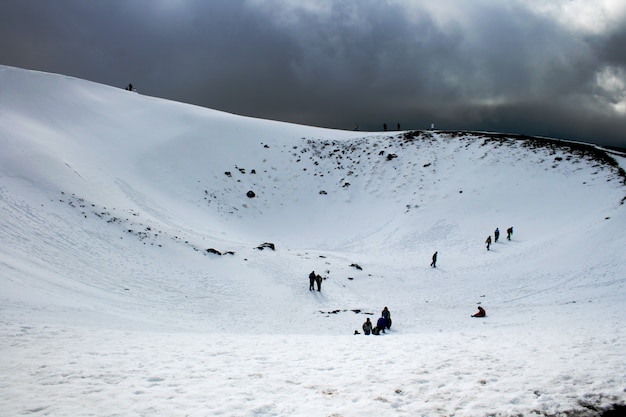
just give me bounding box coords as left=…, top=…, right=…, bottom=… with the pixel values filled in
left=1, top=65, right=625, bottom=416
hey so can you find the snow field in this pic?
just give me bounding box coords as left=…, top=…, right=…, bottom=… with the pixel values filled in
left=1, top=65, right=625, bottom=416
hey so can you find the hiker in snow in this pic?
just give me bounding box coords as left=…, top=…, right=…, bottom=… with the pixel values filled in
left=397, top=122, right=401, bottom=130
left=126, top=83, right=133, bottom=91
left=494, top=228, right=500, bottom=243
left=309, top=271, right=316, bottom=291
left=362, top=318, right=373, bottom=335
left=384, top=123, right=387, bottom=131
left=431, top=251, right=438, bottom=268
left=381, top=307, right=391, bottom=329
left=485, top=235, right=492, bottom=250
left=471, top=306, right=486, bottom=317
left=315, top=274, right=323, bottom=292
left=377, top=316, right=387, bottom=333
left=507, top=227, right=514, bottom=240
left=372, top=326, right=381, bottom=335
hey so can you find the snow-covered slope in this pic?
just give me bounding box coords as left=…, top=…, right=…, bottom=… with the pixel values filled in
left=1, top=65, right=625, bottom=416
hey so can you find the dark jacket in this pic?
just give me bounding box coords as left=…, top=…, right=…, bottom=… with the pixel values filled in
left=377, top=317, right=387, bottom=329
left=362, top=320, right=372, bottom=334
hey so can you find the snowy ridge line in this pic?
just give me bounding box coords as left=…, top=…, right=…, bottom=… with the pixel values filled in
left=407, top=129, right=626, bottom=181
left=438, top=129, right=626, bottom=157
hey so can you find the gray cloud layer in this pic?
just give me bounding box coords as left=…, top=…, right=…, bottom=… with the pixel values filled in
left=1, top=0, right=625, bottom=147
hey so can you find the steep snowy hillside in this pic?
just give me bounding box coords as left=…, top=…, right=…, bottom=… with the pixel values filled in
left=1, top=66, right=625, bottom=417
left=1, top=64, right=624, bottom=334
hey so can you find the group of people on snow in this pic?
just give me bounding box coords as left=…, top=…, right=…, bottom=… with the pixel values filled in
left=430, top=225, right=514, bottom=266
left=307, top=226, right=500, bottom=334
left=357, top=303, right=484, bottom=335
left=382, top=123, right=401, bottom=132
left=485, top=226, right=513, bottom=250
left=308, top=270, right=323, bottom=292
left=359, top=307, right=392, bottom=335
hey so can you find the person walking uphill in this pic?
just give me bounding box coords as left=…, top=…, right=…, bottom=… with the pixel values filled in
left=507, top=227, right=514, bottom=240
left=309, top=271, right=316, bottom=291
left=485, top=235, right=492, bottom=250
left=315, top=274, right=323, bottom=292
left=494, top=228, right=500, bottom=243
left=362, top=318, right=373, bottom=335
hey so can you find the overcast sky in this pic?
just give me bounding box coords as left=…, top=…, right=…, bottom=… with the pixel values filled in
left=1, top=0, right=625, bottom=147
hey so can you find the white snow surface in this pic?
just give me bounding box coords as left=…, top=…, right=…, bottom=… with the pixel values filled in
left=1, top=65, right=625, bottom=416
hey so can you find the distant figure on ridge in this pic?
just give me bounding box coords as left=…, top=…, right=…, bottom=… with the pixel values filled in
left=507, top=227, right=514, bottom=240
left=431, top=251, right=438, bottom=268
left=362, top=318, right=373, bottom=335
left=494, top=228, right=500, bottom=243
left=126, top=83, right=133, bottom=91
left=383, top=123, right=387, bottom=132
left=309, top=271, right=316, bottom=291
left=485, top=235, right=492, bottom=251
left=471, top=306, right=486, bottom=317
left=381, top=307, right=391, bottom=329
left=315, top=274, right=323, bottom=292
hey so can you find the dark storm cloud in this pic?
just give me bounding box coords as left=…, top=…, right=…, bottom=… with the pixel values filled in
left=1, top=0, right=625, bottom=147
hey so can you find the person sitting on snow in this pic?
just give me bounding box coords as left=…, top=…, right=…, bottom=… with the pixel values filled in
left=362, top=318, right=373, bottom=335
left=471, top=306, right=486, bottom=317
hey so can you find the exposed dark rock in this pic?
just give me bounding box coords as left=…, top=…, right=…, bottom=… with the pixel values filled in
left=350, top=263, right=362, bottom=270
left=602, top=404, right=626, bottom=416
left=206, top=248, right=222, bottom=255
left=256, top=242, right=275, bottom=251
left=246, top=190, right=256, bottom=198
